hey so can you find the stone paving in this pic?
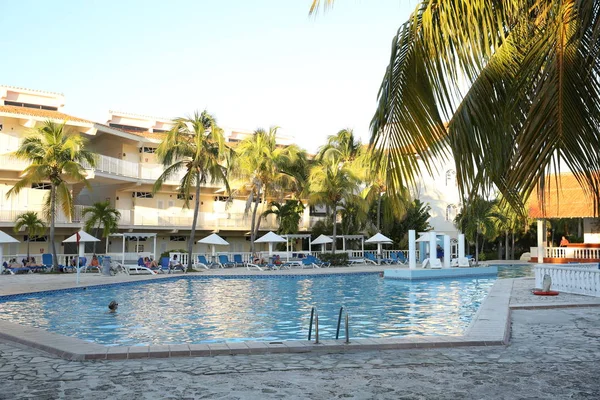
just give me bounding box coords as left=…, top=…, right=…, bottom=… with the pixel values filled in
left=1, top=282, right=600, bottom=398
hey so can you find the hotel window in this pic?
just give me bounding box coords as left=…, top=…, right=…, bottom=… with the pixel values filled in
left=133, top=192, right=153, bottom=199
left=170, top=236, right=186, bottom=242
left=445, top=170, right=456, bottom=186
left=24, top=235, right=47, bottom=242
left=214, top=196, right=230, bottom=202
left=177, top=194, right=193, bottom=200
left=140, top=147, right=157, bottom=154
left=135, top=245, right=145, bottom=252
left=4, top=101, right=58, bottom=111
left=31, top=183, right=51, bottom=190
left=446, top=204, right=458, bottom=221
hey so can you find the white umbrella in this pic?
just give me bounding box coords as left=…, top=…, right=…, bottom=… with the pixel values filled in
left=255, top=231, right=286, bottom=256
left=63, top=230, right=100, bottom=285
left=311, top=234, right=333, bottom=252
left=365, top=233, right=393, bottom=265
left=198, top=233, right=230, bottom=258
left=0, top=230, right=19, bottom=274
left=415, top=232, right=442, bottom=243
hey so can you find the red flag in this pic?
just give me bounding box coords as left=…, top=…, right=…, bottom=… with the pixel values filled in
left=76, top=232, right=81, bottom=245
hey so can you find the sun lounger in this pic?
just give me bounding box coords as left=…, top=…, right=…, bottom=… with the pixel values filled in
left=364, top=253, right=379, bottom=265
left=233, top=254, right=246, bottom=267
left=218, top=255, right=236, bottom=268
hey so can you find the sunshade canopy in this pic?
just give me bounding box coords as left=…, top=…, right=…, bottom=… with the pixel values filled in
left=0, top=230, right=19, bottom=244
left=198, top=233, right=229, bottom=246
left=311, top=234, right=333, bottom=245
left=365, top=233, right=393, bottom=244
left=255, top=231, right=286, bottom=243
left=63, top=230, right=100, bottom=243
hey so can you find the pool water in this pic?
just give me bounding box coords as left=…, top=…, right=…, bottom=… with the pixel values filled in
left=0, top=265, right=532, bottom=346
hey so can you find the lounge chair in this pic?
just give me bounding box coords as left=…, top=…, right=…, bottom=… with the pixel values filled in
left=218, top=255, right=236, bottom=268
left=233, top=254, right=246, bottom=267
left=307, top=255, right=330, bottom=268
left=364, top=253, right=379, bottom=265
left=193, top=255, right=210, bottom=270
left=2, top=261, right=31, bottom=274
left=301, top=258, right=320, bottom=269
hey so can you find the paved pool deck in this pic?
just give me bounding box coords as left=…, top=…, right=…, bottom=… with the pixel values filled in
left=1, top=271, right=599, bottom=398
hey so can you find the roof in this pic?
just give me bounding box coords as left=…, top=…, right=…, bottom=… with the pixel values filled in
left=0, top=105, right=91, bottom=124
left=527, top=173, right=598, bottom=218
left=0, top=85, right=64, bottom=96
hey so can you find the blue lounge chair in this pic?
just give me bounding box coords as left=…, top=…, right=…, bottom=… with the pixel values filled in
left=233, top=254, right=245, bottom=267
left=306, top=255, right=330, bottom=268
left=218, top=255, right=236, bottom=268
left=364, top=253, right=379, bottom=265
left=2, top=261, right=31, bottom=274
left=41, top=253, right=65, bottom=272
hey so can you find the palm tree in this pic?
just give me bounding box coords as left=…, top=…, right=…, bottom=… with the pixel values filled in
left=14, top=211, right=46, bottom=262
left=263, top=200, right=305, bottom=235
left=316, top=128, right=361, bottom=163
left=153, top=110, right=230, bottom=270
left=235, top=127, right=305, bottom=252
left=308, top=154, right=361, bottom=253
left=311, top=1, right=600, bottom=217
left=82, top=201, right=121, bottom=253
left=8, top=120, right=95, bottom=271
left=455, top=197, right=505, bottom=264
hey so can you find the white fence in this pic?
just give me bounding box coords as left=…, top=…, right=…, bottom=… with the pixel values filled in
left=545, top=246, right=600, bottom=260
left=535, top=263, right=600, bottom=297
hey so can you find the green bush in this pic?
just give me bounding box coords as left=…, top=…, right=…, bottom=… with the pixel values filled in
left=319, top=252, right=349, bottom=267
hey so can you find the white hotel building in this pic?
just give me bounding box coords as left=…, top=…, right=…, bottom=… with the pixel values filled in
left=0, top=85, right=460, bottom=259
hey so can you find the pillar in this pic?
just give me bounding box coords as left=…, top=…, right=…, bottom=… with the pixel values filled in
left=443, top=235, right=450, bottom=268
left=429, top=231, right=437, bottom=263
left=458, top=234, right=465, bottom=259
left=537, top=219, right=545, bottom=263
left=408, top=230, right=416, bottom=269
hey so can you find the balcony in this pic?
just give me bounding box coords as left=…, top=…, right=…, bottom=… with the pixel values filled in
left=86, top=154, right=187, bottom=184
left=0, top=205, right=85, bottom=225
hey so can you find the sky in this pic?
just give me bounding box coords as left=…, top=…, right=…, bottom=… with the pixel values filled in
left=0, top=0, right=417, bottom=152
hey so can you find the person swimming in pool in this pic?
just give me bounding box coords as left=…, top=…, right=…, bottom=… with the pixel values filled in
left=108, top=300, right=119, bottom=312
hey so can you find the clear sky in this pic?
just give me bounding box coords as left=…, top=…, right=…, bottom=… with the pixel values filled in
left=0, top=0, right=416, bottom=152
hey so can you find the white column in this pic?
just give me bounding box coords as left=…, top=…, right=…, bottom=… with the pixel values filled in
left=0, top=244, right=4, bottom=274
left=122, top=236, right=125, bottom=264
left=458, top=234, right=465, bottom=259
left=153, top=236, right=157, bottom=260
left=429, top=231, right=437, bottom=263
left=76, top=241, right=84, bottom=285
left=443, top=235, right=451, bottom=268
left=537, top=219, right=545, bottom=263
left=408, top=230, right=416, bottom=269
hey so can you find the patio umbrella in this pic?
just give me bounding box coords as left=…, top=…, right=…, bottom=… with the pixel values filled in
left=310, top=234, right=333, bottom=252
left=63, top=230, right=100, bottom=284
left=0, top=230, right=19, bottom=274
left=255, top=231, right=286, bottom=256
left=365, top=233, right=393, bottom=264
left=198, top=233, right=230, bottom=258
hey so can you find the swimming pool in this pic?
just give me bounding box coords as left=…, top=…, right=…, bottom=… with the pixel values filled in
left=0, top=265, right=532, bottom=346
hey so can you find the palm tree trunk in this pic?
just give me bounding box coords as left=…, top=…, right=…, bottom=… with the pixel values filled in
left=332, top=201, right=337, bottom=254
left=511, top=232, right=515, bottom=260
left=94, top=223, right=100, bottom=254
left=26, top=232, right=30, bottom=261
left=377, top=195, right=382, bottom=231
left=188, top=176, right=202, bottom=270
left=249, top=187, right=262, bottom=253
left=50, top=184, right=58, bottom=271
left=505, top=230, right=509, bottom=260
left=254, top=192, right=266, bottom=236
left=475, top=231, right=479, bottom=265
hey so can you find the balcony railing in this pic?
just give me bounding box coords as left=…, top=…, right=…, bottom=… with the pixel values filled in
left=545, top=246, right=600, bottom=260
left=0, top=154, right=30, bottom=171
left=0, top=205, right=85, bottom=224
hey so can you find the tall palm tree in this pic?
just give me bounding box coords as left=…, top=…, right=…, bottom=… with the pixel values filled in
left=8, top=120, right=95, bottom=271
left=154, top=110, right=230, bottom=270
left=311, top=1, right=600, bottom=216
left=235, top=127, right=305, bottom=252
left=454, top=197, right=505, bottom=264
left=308, top=154, right=361, bottom=253
left=82, top=201, right=121, bottom=253
left=316, top=128, right=361, bottom=163
left=14, top=211, right=46, bottom=262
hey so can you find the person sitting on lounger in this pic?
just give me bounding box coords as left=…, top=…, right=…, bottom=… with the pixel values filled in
left=143, top=257, right=152, bottom=268
left=26, top=257, right=41, bottom=267
left=169, top=255, right=184, bottom=273
left=9, top=258, right=22, bottom=268
left=252, top=253, right=264, bottom=265
left=89, top=255, right=100, bottom=268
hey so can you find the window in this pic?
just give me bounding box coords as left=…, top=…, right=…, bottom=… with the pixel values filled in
left=31, top=183, right=51, bottom=190
left=214, top=196, right=230, bottom=202
left=309, top=205, right=327, bottom=216
left=4, top=101, right=58, bottom=111
left=24, top=235, right=47, bottom=242
left=177, top=194, right=193, bottom=201
left=157, top=200, right=164, bottom=210
left=135, top=245, right=144, bottom=252
left=446, top=204, right=458, bottom=221
left=227, top=138, right=240, bottom=143
left=109, top=123, right=146, bottom=132
left=132, top=192, right=153, bottom=199
left=445, top=169, right=456, bottom=186
left=140, top=147, right=157, bottom=153
left=170, top=236, right=186, bottom=242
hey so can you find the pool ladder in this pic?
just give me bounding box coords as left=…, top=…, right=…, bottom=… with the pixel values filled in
left=308, top=306, right=350, bottom=344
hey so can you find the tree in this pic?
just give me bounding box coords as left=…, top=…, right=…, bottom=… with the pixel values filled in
left=14, top=211, right=46, bottom=262
left=311, top=1, right=600, bottom=218
left=387, top=199, right=432, bottom=248
left=308, top=154, right=361, bottom=253
left=316, top=128, right=361, bottom=163
left=263, top=200, right=305, bottom=235
left=455, top=197, right=505, bottom=264
left=154, top=110, right=230, bottom=270
left=235, top=127, right=306, bottom=252
left=82, top=201, right=121, bottom=253
left=8, top=120, right=95, bottom=271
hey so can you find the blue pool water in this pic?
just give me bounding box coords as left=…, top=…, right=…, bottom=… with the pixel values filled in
left=0, top=265, right=532, bottom=346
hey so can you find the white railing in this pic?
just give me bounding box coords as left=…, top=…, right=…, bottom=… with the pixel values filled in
left=545, top=246, right=600, bottom=260
left=88, top=154, right=139, bottom=178
left=535, top=264, right=600, bottom=297
left=0, top=206, right=85, bottom=224
left=127, top=210, right=279, bottom=230
left=0, top=154, right=31, bottom=171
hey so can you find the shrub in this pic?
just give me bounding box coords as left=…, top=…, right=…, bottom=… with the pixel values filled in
left=319, top=252, right=349, bottom=267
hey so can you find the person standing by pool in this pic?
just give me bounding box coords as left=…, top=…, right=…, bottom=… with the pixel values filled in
left=436, top=244, right=444, bottom=261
